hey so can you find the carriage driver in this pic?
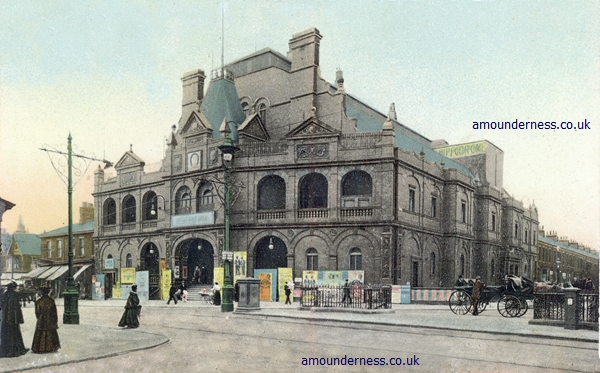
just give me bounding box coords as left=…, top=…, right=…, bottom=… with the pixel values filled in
left=472, top=276, right=485, bottom=316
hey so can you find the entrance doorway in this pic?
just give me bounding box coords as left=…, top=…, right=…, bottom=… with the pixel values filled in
left=174, top=239, right=214, bottom=285
left=254, top=236, right=287, bottom=270
left=142, top=243, right=160, bottom=299
left=412, top=261, right=419, bottom=287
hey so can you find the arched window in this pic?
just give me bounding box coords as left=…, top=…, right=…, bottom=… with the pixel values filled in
left=257, top=103, right=267, bottom=122
left=103, top=198, right=116, bottom=225
left=430, top=252, right=436, bottom=274
left=57, top=240, right=63, bottom=258
left=341, top=170, right=372, bottom=207
left=299, top=173, right=328, bottom=209
left=306, top=248, right=318, bottom=270
left=349, top=248, right=362, bottom=270
left=122, top=195, right=136, bottom=223
left=258, top=175, right=286, bottom=210
left=196, top=182, right=214, bottom=211
left=241, top=102, right=250, bottom=118
left=142, top=191, right=157, bottom=221
left=126, top=253, right=133, bottom=268
left=176, top=186, right=192, bottom=215
left=460, top=254, right=465, bottom=277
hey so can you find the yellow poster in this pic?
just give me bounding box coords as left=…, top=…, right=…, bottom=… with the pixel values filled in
left=121, top=268, right=136, bottom=284
left=259, top=273, right=272, bottom=301
left=302, top=271, right=318, bottom=287
left=161, top=269, right=171, bottom=300
left=112, top=282, right=121, bottom=299
left=214, top=267, right=224, bottom=287
left=233, top=251, right=247, bottom=283
left=278, top=268, right=293, bottom=302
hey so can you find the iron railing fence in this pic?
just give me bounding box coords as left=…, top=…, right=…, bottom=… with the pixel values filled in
left=300, top=285, right=391, bottom=309
left=577, top=292, right=599, bottom=324
left=533, top=292, right=565, bottom=320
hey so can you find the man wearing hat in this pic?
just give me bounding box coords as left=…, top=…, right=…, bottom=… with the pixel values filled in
left=471, top=276, right=484, bottom=316
left=0, top=282, right=29, bottom=357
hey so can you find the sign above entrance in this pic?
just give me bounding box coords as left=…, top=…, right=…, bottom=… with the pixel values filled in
left=171, top=211, right=215, bottom=227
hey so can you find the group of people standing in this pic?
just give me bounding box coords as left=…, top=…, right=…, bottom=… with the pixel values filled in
left=0, top=282, right=61, bottom=358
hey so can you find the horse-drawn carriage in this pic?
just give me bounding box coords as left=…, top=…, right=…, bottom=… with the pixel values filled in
left=449, top=275, right=534, bottom=317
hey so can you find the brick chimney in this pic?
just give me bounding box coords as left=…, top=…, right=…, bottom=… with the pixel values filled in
left=182, top=69, right=206, bottom=107
left=288, top=28, right=322, bottom=72
left=79, top=202, right=94, bottom=224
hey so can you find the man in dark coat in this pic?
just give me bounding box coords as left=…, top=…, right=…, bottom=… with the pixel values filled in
left=32, top=287, right=60, bottom=353
left=167, top=284, right=178, bottom=305
left=118, top=284, right=140, bottom=328
left=0, top=282, right=29, bottom=357
left=471, top=276, right=484, bottom=316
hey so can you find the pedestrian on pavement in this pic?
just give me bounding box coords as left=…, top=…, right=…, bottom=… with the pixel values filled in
left=212, top=282, right=221, bottom=306
left=456, top=275, right=467, bottom=287
left=233, top=281, right=239, bottom=303
left=167, top=284, right=178, bottom=305
left=471, top=276, right=484, bottom=316
left=31, top=287, right=60, bottom=353
left=118, top=284, right=141, bottom=328
left=0, top=281, right=29, bottom=357
left=194, top=266, right=201, bottom=284
left=285, top=280, right=293, bottom=305
left=341, top=279, right=352, bottom=306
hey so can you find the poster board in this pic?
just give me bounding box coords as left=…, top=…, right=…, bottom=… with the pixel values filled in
left=214, top=267, right=224, bottom=287
left=277, top=268, right=293, bottom=302
left=136, top=270, right=149, bottom=301
left=254, top=269, right=278, bottom=301
left=92, top=274, right=105, bottom=301
left=161, top=269, right=171, bottom=300
left=120, top=268, right=136, bottom=284
left=233, top=251, right=247, bottom=283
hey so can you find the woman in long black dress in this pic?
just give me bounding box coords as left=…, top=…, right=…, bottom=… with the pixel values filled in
left=118, top=284, right=140, bottom=328
left=0, top=281, right=29, bottom=357
left=31, top=287, right=61, bottom=353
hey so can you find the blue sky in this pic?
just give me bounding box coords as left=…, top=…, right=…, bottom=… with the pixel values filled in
left=1, top=1, right=599, bottom=249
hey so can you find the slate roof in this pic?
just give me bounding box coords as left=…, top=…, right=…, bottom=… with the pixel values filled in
left=200, top=78, right=245, bottom=142
left=538, top=234, right=598, bottom=260
left=39, top=221, right=95, bottom=237
left=11, top=233, right=42, bottom=256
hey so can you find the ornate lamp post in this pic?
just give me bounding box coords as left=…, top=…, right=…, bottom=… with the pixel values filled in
left=218, top=127, right=240, bottom=312
left=40, top=134, right=112, bottom=324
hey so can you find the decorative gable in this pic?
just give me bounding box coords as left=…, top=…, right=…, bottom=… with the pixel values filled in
left=114, top=151, right=145, bottom=171
left=180, top=111, right=212, bottom=138
left=285, top=116, right=340, bottom=139
left=238, top=113, right=270, bottom=142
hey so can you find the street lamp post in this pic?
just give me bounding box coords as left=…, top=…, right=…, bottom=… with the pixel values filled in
left=555, top=257, right=561, bottom=284
left=40, top=134, right=112, bottom=324
left=218, top=129, right=240, bottom=313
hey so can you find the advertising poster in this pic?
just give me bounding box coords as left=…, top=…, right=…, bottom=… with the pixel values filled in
left=322, top=270, right=342, bottom=285
left=136, top=270, right=149, bottom=301
left=214, top=267, right=224, bottom=287
left=161, top=269, right=172, bottom=300
left=91, top=274, right=105, bottom=301
left=254, top=269, right=277, bottom=301
left=345, top=270, right=365, bottom=285
left=233, top=251, right=247, bottom=283
left=120, top=268, right=136, bottom=284
left=113, top=283, right=121, bottom=299
left=121, top=284, right=133, bottom=299
left=277, top=267, right=293, bottom=302
left=302, top=271, right=318, bottom=287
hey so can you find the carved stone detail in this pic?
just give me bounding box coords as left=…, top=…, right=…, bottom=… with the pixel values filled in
left=297, top=144, right=329, bottom=159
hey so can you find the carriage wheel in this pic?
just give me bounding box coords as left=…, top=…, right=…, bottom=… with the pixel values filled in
left=517, top=299, right=529, bottom=317
left=497, top=295, right=521, bottom=318
left=477, top=300, right=488, bottom=313
left=449, top=290, right=472, bottom=315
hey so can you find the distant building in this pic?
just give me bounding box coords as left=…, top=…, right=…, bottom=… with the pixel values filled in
left=0, top=196, right=16, bottom=281
left=537, top=229, right=598, bottom=284
left=5, top=232, right=41, bottom=276
left=93, top=28, right=539, bottom=294
left=27, top=203, right=95, bottom=298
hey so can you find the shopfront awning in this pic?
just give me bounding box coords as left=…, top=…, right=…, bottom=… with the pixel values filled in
left=28, top=266, right=58, bottom=279
left=73, top=264, right=92, bottom=280
left=45, top=265, right=70, bottom=281
left=23, top=266, right=50, bottom=279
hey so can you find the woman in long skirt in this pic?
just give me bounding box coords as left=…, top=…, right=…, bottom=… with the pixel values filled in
left=31, top=287, right=61, bottom=353
left=118, top=285, right=140, bottom=328
left=212, top=282, right=221, bottom=306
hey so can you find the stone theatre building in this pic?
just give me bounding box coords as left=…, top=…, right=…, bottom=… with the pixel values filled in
left=93, top=28, right=538, bottom=297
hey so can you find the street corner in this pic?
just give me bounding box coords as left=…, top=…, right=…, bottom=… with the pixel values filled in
left=0, top=324, right=169, bottom=373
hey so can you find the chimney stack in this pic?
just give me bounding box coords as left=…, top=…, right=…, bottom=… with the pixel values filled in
left=182, top=69, right=206, bottom=107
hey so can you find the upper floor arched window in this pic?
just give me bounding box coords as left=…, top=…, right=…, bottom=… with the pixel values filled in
left=341, top=170, right=372, bottom=207
left=196, top=182, right=214, bottom=211
left=122, top=195, right=136, bottom=223
left=299, top=173, right=328, bottom=209
left=175, top=186, right=192, bottom=215
left=103, top=198, right=117, bottom=225
left=142, top=191, right=157, bottom=221
left=257, top=103, right=267, bottom=122
left=258, top=175, right=286, bottom=210
left=306, top=248, right=318, bottom=271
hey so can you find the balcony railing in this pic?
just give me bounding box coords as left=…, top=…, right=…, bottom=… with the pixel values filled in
left=340, top=207, right=373, bottom=217
left=257, top=210, right=286, bottom=220
left=298, top=209, right=328, bottom=219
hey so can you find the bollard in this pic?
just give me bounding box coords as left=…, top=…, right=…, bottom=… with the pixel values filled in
left=563, top=287, right=580, bottom=330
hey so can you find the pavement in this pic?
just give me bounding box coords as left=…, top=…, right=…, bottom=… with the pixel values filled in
left=1, top=298, right=597, bottom=372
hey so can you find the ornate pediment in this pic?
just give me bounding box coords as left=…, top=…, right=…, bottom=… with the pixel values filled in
left=238, top=113, right=270, bottom=142
left=180, top=111, right=212, bottom=137
left=115, top=151, right=145, bottom=171
left=285, top=117, right=339, bottom=139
